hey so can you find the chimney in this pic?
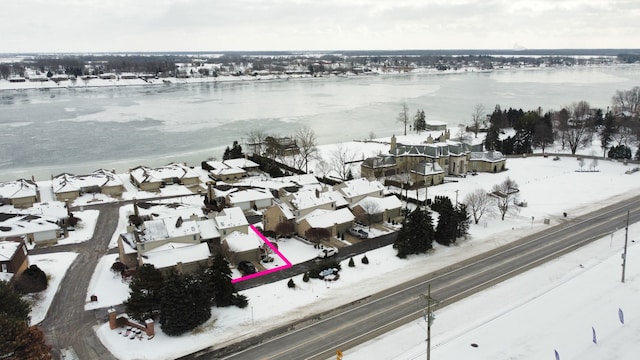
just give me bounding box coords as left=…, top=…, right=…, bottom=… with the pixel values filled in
left=133, top=198, right=139, bottom=217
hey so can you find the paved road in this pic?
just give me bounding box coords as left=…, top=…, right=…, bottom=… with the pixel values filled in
left=39, top=203, right=120, bottom=360
left=187, top=196, right=640, bottom=360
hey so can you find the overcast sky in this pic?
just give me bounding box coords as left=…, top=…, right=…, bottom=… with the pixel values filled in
left=2, top=0, right=639, bottom=53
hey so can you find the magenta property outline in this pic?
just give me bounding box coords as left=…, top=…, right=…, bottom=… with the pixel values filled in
left=231, top=224, right=293, bottom=283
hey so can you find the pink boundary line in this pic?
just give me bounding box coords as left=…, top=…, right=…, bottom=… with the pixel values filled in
left=231, top=224, right=293, bottom=283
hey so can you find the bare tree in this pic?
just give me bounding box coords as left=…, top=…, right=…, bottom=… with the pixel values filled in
left=294, top=126, right=317, bottom=173
left=553, top=108, right=570, bottom=151
left=564, top=101, right=595, bottom=154
left=612, top=87, right=640, bottom=118
left=611, top=116, right=636, bottom=147
left=456, top=124, right=471, bottom=142
left=330, top=144, right=357, bottom=180
left=463, top=189, right=493, bottom=224
left=246, top=129, right=268, bottom=156
left=397, top=102, right=410, bottom=136
left=491, top=177, right=520, bottom=220
left=355, top=199, right=382, bottom=231
left=470, top=104, right=485, bottom=138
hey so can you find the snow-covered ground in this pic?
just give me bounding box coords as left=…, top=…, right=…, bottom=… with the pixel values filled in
left=9, top=130, right=639, bottom=358
left=27, top=252, right=78, bottom=325
left=91, top=153, right=640, bottom=359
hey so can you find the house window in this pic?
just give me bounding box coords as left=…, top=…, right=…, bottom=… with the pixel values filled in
left=1, top=264, right=7, bottom=272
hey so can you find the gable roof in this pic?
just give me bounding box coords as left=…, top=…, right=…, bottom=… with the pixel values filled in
left=130, top=163, right=199, bottom=184
left=227, top=188, right=274, bottom=204
left=0, top=179, right=38, bottom=199
left=223, top=230, right=263, bottom=252
left=215, top=207, right=249, bottom=230
left=297, top=208, right=355, bottom=228
left=0, top=213, right=59, bottom=237
left=288, top=188, right=338, bottom=211
left=142, top=242, right=210, bottom=269
left=335, top=178, right=385, bottom=199
left=223, top=158, right=259, bottom=169
left=352, top=195, right=402, bottom=212
left=0, top=240, right=21, bottom=262
left=470, top=151, right=506, bottom=162
left=52, top=169, right=123, bottom=193
left=411, top=161, right=445, bottom=176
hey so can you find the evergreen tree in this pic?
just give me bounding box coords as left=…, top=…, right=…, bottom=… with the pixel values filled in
left=435, top=197, right=458, bottom=245
left=394, top=208, right=435, bottom=258
left=600, top=112, right=616, bottom=157
left=0, top=282, right=51, bottom=359
left=413, top=109, right=426, bottom=133
left=222, top=146, right=231, bottom=160
left=484, top=124, right=500, bottom=151
left=455, top=203, right=471, bottom=238
left=124, top=264, right=164, bottom=322
left=0, top=281, right=31, bottom=324
left=159, top=270, right=196, bottom=336
left=203, top=253, right=248, bottom=308
left=608, top=144, right=632, bottom=159
left=0, top=317, right=52, bottom=360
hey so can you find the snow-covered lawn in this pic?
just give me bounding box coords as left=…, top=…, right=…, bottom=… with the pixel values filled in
left=27, top=252, right=78, bottom=325
left=85, top=254, right=130, bottom=311
left=348, top=225, right=640, bottom=360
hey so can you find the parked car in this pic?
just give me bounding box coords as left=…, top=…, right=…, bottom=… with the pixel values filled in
left=317, top=246, right=338, bottom=259
left=237, top=261, right=256, bottom=276
left=348, top=227, right=368, bottom=239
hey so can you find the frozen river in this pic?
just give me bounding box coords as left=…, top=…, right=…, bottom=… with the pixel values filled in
left=1, top=64, right=639, bottom=181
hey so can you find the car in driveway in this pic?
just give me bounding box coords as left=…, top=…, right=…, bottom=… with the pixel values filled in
left=237, top=261, right=257, bottom=276
left=317, top=246, right=338, bottom=259
left=348, top=227, right=368, bottom=239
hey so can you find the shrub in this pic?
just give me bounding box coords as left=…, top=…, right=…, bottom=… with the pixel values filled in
left=348, top=257, right=355, bottom=267
left=302, top=272, right=310, bottom=282
left=287, top=278, right=296, bottom=288
left=361, top=255, right=369, bottom=265
left=13, top=265, right=48, bottom=294
left=308, top=260, right=342, bottom=278
left=111, top=261, right=126, bottom=274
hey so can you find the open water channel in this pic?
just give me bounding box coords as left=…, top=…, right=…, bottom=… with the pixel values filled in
left=0, top=64, right=639, bottom=181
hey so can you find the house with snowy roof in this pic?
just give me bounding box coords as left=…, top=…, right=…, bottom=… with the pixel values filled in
left=0, top=237, right=29, bottom=282
left=51, top=169, right=124, bottom=201
left=225, top=188, right=274, bottom=211
left=221, top=230, right=263, bottom=265
left=117, top=214, right=216, bottom=273
left=350, top=195, right=403, bottom=225
left=282, top=188, right=344, bottom=218
left=334, top=178, right=386, bottom=205
left=129, top=163, right=200, bottom=192
left=0, top=213, right=60, bottom=246
left=361, top=130, right=506, bottom=187
left=214, top=207, right=249, bottom=238
left=296, top=207, right=355, bottom=239
left=223, top=158, right=260, bottom=172
left=202, top=160, right=246, bottom=182
left=262, top=201, right=296, bottom=234
left=0, top=179, right=40, bottom=208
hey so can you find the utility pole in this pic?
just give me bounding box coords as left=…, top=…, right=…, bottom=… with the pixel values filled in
left=454, top=189, right=459, bottom=206
left=421, top=284, right=438, bottom=360
left=622, top=210, right=629, bottom=283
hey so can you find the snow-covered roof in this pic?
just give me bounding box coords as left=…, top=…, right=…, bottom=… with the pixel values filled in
left=227, top=188, right=274, bottom=204
left=352, top=196, right=402, bottom=211
left=212, top=167, right=246, bottom=177
left=336, top=178, right=385, bottom=199
left=274, top=174, right=319, bottom=187
left=223, top=230, right=262, bottom=253
left=0, top=213, right=59, bottom=237
left=130, top=163, right=199, bottom=184
left=142, top=242, right=210, bottom=270
left=0, top=240, right=20, bottom=261
left=289, top=189, right=338, bottom=210
left=0, top=179, right=37, bottom=199
left=470, top=151, right=506, bottom=162
left=204, top=161, right=228, bottom=171
left=196, top=219, right=220, bottom=239
left=411, top=161, right=445, bottom=176
left=274, top=202, right=295, bottom=220
left=52, top=169, right=123, bottom=193
left=139, top=217, right=199, bottom=243
left=297, top=208, right=355, bottom=227
left=215, top=207, right=249, bottom=230
left=224, top=158, right=259, bottom=169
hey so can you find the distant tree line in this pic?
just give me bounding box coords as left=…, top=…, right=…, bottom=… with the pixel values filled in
left=479, top=86, right=640, bottom=159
